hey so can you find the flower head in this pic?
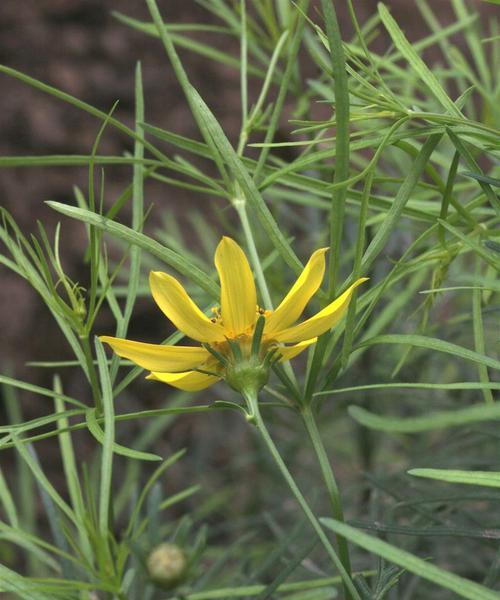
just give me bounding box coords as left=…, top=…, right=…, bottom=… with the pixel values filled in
left=146, top=542, right=187, bottom=588
left=101, top=237, right=367, bottom=392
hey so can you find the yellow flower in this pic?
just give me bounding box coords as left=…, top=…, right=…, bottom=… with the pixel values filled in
left=100, top=237, right=367, bottom=392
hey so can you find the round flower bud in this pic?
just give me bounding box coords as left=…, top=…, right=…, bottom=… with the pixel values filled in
left=146, top=543, right=187, bottom=588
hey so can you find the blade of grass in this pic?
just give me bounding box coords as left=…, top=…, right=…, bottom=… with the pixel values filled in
left=447, top=127, right=500, bottom=216
left=409, top=469, right=500, bottom=488
left=252, top=0, right=311, bottom=184
left=348, top=401, right=500, bottom=433
left=356, top=333, right=500, bottom=371
left=472, top=258, right=495, bottom=404
left=360, top=134, right=442, bottom=274
left=110, top=63, right=145, bottom=384
left=378, top=3, right=462, bottom=117
left=316, top=381, right=500, bottom=396
left=45, top=201, right=219, bottom=298
left=321, top=518, right=499, bottom=600
left=11, top=435, right=77, bottom=524
left=438, top=219, right=499, bottom=270
left=320, top=0, right=350, bottom=298
left=85, top=407, right=161, bottom=462
left=54, top=379, right=93, bottom=565
left=94, top=337, right=114, bottom=545
left=187, top=86, right=302, bottom=273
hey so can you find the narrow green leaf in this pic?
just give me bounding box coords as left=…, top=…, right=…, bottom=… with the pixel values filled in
left=348, top=401, right=500, bottom=433
left=360, top=134, right=442, bottom=273
left=0, top=564, right=55, bottom=599
left=252, top=0, right=310, bottom=184
left=95, top=337, right=114, bottom=537
left=321, top=518, right=499, bottom=600
left=0, top=374, right=85, bottom=409
left=126, top=448, right=186, bottom=538
left=0, top=155, right=159, bottom=168
left=46, top=201, right=219, bottom=298
left=11, top=436, right=77, bottom=524
left=110, top=62, right=146, bottom=384
left=447, top=128, right=500, bottom=216
left=320, top=0, right=349, bottom=297
left=0, top=65, right=169, bottom=166
left=86, top=408, right=161, bottom=462
left=462, top=171, right=500, bottom=187
left=53, top=378, right=92, bottom=565
left=438, top=219, right=499, bottom=270
left=187, top=86, right=303, bottom=274
left=409, top=469, right=500, bottom=488
left=357, top=334, right=500, bottom=371
left=0, top=468, right=18, bottom=527
left=378, top=3, right=462, bottom=116
left=112, top=11, right=265, bottom=76
left=316, top=381, right=500, bottom=396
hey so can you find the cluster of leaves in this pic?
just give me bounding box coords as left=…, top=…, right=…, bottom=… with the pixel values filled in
left=0, top=0, right=499, bottom=599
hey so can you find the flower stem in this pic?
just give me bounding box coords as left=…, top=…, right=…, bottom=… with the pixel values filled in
left=80, top=334, right=102, bottom=413
left=301, top=405, right=353, bottom=593
left=243, top=391, right=359, bottom=600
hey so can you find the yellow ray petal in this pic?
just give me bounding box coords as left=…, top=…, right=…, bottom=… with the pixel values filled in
left=214, top=236, right=257, bottom=336
left=147, top=369, right=219, bottom=391
left=100, top=336, right=209, bottom=372
left=265, top=248, right=327, bottom=334
left=149, top=271, right=225, bottom=343
left=273, top=278, right=368, bottom=343
left=277, top=338, right=317, bottom=362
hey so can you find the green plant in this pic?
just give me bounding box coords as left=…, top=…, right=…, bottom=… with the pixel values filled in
left=0, top=1, right=499, bottom=599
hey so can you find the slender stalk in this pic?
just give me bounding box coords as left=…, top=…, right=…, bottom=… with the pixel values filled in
left=243, top=391, right=360, bottom=600
left=80, top=335, right=102, bottom=413
left=301, top=406, right=353, bottom=584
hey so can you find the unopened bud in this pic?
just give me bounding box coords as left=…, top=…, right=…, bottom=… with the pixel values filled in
left=147, top=543, right=187, bottom=588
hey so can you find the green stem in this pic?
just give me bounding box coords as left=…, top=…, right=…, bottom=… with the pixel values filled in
left=301, top=406, right=353, bottom=591
left=80, top=335, right=102, bottom=413
left=244, top=391, right=359, bottom=600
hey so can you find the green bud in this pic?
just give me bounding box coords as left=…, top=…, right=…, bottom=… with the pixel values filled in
left=146, top=543, right=187, bottom=589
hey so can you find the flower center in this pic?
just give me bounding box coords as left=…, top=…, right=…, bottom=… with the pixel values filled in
left=209, top=305, right=272, bottom=328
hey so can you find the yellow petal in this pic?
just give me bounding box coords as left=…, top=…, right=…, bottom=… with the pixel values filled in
left=214, top=236, right=257, bottom=336
left=273, top=278, right=368, bottom=343
left=277, top=338, right=317, bottom=362
left=147, top=369, right=219, bottom=391
left=100, top=336, right=209, bottom=372
left=149, top=271, right=225, bottom=343
left=265, top=248, right=327, bottom=334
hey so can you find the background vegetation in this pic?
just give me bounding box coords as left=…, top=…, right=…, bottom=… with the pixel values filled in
left=0, top=1, right=499, bottom=598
